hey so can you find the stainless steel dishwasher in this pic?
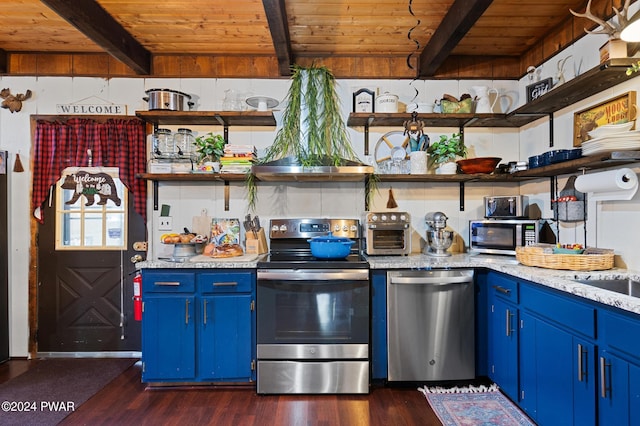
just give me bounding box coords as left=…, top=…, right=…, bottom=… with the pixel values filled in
left=387, top=269, right=475, bottom=382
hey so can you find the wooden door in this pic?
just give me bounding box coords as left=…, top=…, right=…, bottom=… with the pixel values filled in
left=37, top=173, right=146, bottom=352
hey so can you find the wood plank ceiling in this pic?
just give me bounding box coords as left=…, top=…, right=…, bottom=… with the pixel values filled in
left=0, top=0, right=625, bottom=79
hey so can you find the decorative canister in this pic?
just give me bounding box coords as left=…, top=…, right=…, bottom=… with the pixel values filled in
left=375, top=92, right=399, bottom=113
left=173, top=128, right=195, bottom=156
left=152, top=128, right=174, bottom=157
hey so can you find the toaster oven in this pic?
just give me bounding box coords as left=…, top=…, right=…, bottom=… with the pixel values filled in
left=364, top=212, right=411, bottom=255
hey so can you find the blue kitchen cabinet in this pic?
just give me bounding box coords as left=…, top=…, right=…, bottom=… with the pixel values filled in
left=141, top=269, right=256, bottom=384
left=198, top=271, right=255, bottom=382
left=370, top=270, right=387, bottom=380
left=142, top=294, right=197, bottom=381
left=598, top=308, right=640, bottom=426
left=519, top=283, right=597, bottom=425
left=487, top=271, right=519, bottom=400
left=141, top=269, right=197, bottom=382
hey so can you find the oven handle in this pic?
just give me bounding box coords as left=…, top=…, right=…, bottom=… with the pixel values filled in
left=257, top=269, right=369, bottom=281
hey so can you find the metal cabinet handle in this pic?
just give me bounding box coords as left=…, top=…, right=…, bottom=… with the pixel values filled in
left=203, top=300, right=208, bottom=325
left=505, top=309, right=514, bottom=337
left=155, top=281, right=180, bottom=286
left=493, top=285, right=511, bottom=295
left=578, top=344, right=587, bottom=382
left=213, top=281, right=238, bottom=287
left=600, top=356, right=611, bottom=398
left=185, top=299, right=190, bottom=325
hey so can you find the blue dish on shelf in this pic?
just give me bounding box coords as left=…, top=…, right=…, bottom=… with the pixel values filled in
left=528, top=153, right=547, bottom=169
left=546, top=148, right=582, bottom=164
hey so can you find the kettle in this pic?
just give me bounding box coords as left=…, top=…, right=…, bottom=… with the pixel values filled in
left=471, top=86, right=499, bottom=114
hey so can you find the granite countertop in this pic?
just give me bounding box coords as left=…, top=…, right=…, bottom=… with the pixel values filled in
left=366, top=253, right=640, bottom=315
left=136, top=253, right=266, bottom=269
left=137, top=252, right=640, bottom=315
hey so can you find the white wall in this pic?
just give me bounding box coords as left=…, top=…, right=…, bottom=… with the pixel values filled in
left=2, top=30, right=640, bottom=356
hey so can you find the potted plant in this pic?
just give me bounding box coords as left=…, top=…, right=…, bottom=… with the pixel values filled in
left=195, top=132, right=225, bottom=172
left=247, top=64, right=369, bottom=209
left=427, top=132, right=467, bottom=174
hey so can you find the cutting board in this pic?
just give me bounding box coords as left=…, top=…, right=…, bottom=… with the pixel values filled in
left=192, top=209, right=211, bottom=237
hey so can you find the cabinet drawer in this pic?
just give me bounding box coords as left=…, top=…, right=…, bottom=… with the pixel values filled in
left=600, top=309, right=640, bottom=360
left=520, top=284, right=596, bottom=338
left=198, top=271, right=253, bottom=293
left=142, top=270, right=195, bottom=293
left=488, top=272, right=518, bottom=303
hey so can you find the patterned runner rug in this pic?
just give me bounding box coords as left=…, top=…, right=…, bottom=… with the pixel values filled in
left=419, top=384, right=536, bottom=426
left=0, top=358, right=137, bottom=425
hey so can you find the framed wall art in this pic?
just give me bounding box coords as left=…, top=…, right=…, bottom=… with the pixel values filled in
left=573, top=91, right=636, bottom=147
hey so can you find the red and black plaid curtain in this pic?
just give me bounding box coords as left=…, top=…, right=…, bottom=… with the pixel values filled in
left=32, top=118, right=147, bottom=223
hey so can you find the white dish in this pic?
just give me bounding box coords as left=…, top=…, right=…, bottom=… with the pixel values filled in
left=587, top=121, right=634, bottom=139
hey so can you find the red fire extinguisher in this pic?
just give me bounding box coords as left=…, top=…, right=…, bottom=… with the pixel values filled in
left=133, top=272, right=142, bottom=321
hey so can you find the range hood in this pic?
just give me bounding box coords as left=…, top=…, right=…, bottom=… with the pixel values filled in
left=252, top=156, right=373, bottom=182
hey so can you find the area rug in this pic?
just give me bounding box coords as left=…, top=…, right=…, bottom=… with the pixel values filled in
left=0, top=358, right=137, bottom=425
left=419, top=384, right=536, bottom=426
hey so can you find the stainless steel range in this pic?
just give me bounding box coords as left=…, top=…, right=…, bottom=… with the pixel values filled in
left=256, top=218, right=370, bottom=394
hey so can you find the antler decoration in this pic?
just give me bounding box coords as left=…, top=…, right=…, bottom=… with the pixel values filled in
left=570, top=0, right=631, bottom=40
left=0, top=88, right=33, bottom=113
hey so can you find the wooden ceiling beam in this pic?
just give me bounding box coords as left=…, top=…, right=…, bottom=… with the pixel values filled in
left=262, top=0, right=293, bottom=76
left=40, top=0, right=151, bottom=75
left=0, top=49, right=6, bottom=74
left=418, top=0, right=494, bottom=77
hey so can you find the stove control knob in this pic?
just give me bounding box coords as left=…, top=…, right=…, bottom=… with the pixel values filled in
left=271, top=225, right=280, bottom=233
left=390, top=214, right=397, bottom=221
left=370, top=214, right=378, bottom=222
left=381, top=214, right=387, bottom=221
left=333, top=224, right=340, bottom=232
left=400, top=214, right=407, bottom=221
left=342, top=225, right=348, bottom=231
left=350, top=225, right=358, bottom=232
left=279, top=224, right=287, bottom=232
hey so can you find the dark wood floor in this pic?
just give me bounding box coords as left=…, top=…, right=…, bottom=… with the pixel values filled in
left=1, top=359, right=443, bottom=425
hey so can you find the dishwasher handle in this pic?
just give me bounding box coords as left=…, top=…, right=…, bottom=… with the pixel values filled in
left=389, top=275, right=473, bottom=285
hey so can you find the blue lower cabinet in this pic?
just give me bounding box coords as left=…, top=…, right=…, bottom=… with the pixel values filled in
left=370, top=270, right=387, bottom=380
left=141, top=269, right=255, bottom=384
left=519, top=311, right=596, bottom=425
left=199, top=294, right=253, bottom=382
left=142, top=295, right=196, bottom=381
left=488, top=295, right=518, bottom=400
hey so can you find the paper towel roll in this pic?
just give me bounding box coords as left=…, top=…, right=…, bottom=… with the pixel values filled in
left=574, top=168, right=639, bottom=201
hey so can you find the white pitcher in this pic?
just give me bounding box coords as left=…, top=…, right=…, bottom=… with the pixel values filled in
left=471, top=86, right=499, bottom=114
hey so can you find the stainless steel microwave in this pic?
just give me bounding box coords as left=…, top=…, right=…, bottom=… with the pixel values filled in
left=469, top=219, right=538, bottom=255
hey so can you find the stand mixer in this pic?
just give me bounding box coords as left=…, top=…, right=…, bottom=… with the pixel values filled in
left=424, top=212, right=453, bottom=257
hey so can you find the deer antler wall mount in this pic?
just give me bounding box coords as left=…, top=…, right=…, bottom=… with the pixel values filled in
left=0, top=88, right=33, bottom=113
left=570, top=0, right=631, bottom=40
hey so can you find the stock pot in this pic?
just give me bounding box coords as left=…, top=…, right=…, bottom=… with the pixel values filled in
left=307, top=232, right=355, bottom=259
left=144, top=88, right=194, bottom=111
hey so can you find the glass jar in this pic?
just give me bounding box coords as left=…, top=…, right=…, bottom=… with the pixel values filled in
left=174, top=128, right=195, bottom=156
left=152, top=128, right=173, bottom=157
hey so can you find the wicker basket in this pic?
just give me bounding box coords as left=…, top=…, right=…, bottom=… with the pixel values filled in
left=516, top=245, right=614, bottom=271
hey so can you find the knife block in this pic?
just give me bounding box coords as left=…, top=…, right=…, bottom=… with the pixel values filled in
left=245, top=228, right=268, bottom=254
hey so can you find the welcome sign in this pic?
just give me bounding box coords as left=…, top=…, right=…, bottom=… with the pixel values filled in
left=56, top=103, right=127, bottom=115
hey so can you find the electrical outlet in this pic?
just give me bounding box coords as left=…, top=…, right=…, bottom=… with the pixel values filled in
left=158, top=216, right=173, bottom=231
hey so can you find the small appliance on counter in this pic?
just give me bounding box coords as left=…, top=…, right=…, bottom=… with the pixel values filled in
left=484, top=195, right=528, bottom=218
left=363, top=211, right=411, bottom=255
left=424, top=212, right=453, bottom=257
left=469, top=219, right=539, bottom=255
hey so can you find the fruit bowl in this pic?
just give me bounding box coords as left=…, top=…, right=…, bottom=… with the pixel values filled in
left=456, top=157, right=502, bottom=174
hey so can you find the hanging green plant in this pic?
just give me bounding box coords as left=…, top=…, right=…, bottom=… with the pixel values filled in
left=248, top=64, right=368, bottom=210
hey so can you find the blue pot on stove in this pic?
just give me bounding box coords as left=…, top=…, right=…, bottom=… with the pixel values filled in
left=307, top=232, right=355, bottom=259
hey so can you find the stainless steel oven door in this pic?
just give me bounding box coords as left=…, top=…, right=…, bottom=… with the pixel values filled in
left=256, top=269, right=369, bottom=358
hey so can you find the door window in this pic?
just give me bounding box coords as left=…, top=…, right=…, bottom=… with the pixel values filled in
left=55, top=168, right=128, bottom=250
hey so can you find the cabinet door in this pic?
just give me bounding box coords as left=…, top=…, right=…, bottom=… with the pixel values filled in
left=598, top=350, right=630, bottom=426
left=488, top=296, right=518, bottom=400
left=199, top=294, right=253, bottom=381
left=142, top=295, right=196, bottom=381
left=519, top=312, right=596, bottom=425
